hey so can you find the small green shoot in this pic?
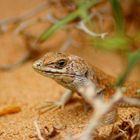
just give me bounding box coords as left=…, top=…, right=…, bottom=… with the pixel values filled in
left=116, top=51, right=140, bottom=87
left=136, top=89, right=140, bottom=94
left=38, top=0, right=99, bottom=42
left=109, top=0, right=125, bottom=34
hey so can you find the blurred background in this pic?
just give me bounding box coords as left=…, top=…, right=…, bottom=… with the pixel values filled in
left=0, top=0, right=140, bottom=80
left=0, top=0, right=140, bottom=139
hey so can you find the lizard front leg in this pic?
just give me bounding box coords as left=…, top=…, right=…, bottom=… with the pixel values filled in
left=37, top=89, right=73, bottom=114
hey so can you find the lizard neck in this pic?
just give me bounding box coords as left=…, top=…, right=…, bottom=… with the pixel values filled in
left=91, top=65, right=140, bottom=97
left=92, top=65, right=115, bottom=87
left=91, top=65, right=116, bottom=96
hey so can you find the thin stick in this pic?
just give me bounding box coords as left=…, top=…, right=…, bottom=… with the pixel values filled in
left=121, top=96, right=140, bottom=107
left=34, top=120, right=45, bottom=140
left=0, top=1, right=48, bottom=32
left=59, top=36, right=73, bottom=52
left=0, top=52, right=29, bottom=70
left=14, top=12, right=58, bottom=34
left=77, top=21, right=108, bottom=39
left=78, top=81, right=123, bottom=140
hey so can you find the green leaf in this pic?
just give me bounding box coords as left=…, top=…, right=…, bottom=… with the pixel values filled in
left=110, top=0, right=125, bottom=34
left=116, top=51, right=140, bottom=86
left=78, top=0, right=99, bottom=22
left=94, top=35, right=129, bottom=51
left=136, top=89, right=140, bottom=94
left=38, top=0, right=100, bottom=43
left=38, top=10, right=79, bottom=42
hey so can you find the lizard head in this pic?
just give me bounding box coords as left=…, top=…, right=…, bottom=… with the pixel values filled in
left=32, top=52, right=93, bottom=90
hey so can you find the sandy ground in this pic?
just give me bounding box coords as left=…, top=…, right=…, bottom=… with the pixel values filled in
left=0, top=1, right=140, bottom=140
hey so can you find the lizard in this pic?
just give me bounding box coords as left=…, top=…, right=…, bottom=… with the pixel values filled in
left=32, top=52, right=140, bottom=114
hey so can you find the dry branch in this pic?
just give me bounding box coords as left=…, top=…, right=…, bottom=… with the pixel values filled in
left=77, top=21, right=108, bottom=39
left=0, top=1, right=48, bottom=33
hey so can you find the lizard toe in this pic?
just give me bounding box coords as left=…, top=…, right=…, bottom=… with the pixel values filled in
left=36, top=101, right=64, bottom=114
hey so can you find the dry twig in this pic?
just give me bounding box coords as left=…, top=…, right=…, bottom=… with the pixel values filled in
left=0, top=1, right=48, bottom=33
left=77, top=21, right=108, bottom=39
left=14, top=11, right=58, bottom=34
left=59, top=36, right=73, bottom=52
left=0, top=52, right=30, bottom=71
left=72, top=81, right=140, bottom=140
left=121, top=96, right=140, bottom=107
left=34, top=120, right=45, bottom=140
left=79, top=83, right=123, bottom=140
left=33, top=119, right=60, bottom=140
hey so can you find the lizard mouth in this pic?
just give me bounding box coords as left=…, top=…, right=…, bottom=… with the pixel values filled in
left=34, top=68, right=80, bottom=77
left=43, top=70, right=78, bottom=77
left=33, top=65, right=82, bottom=77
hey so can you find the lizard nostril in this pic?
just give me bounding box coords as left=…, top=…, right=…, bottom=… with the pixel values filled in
left=36, top=63, right=41, bottom=67
left=33, top=60, right=42, bottom=69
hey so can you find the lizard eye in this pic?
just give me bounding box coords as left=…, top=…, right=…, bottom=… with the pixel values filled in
left=56, top=59, right=67, bottom=68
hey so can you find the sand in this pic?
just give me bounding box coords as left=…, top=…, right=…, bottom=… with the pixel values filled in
left=0, top=1, right=140, bottom=140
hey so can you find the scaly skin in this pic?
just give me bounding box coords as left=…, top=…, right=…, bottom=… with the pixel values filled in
left=32, top=52, right=140, bottom=113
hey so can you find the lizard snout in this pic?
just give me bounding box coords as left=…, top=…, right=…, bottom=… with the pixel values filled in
left=32, top=60, right=43, bottom=70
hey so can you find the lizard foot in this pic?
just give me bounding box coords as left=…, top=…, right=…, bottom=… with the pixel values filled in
left=36, top=101, right=64, bottom=114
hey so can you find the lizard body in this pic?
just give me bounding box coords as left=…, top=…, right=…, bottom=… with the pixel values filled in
left=32, top=52, right=140, bottom=111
